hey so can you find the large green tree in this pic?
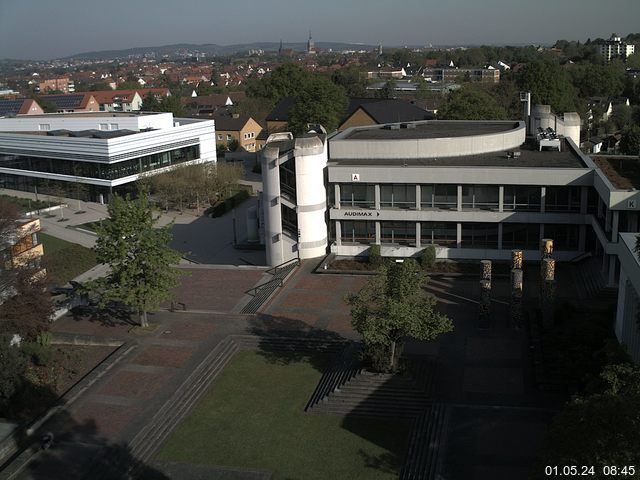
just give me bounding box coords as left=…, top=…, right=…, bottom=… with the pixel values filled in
left=516, top=60, right=578, bottom=113
left=620, top=125, right=640, bottom=155
left=541, top=363, right=640, bottom=475
left=90, top=192, right=181, bottom=327
left=288, top=76, right=347, bottom=134
left=346, top=259, right=453, bottom=371
left=438, top=85, right=507, bottom=120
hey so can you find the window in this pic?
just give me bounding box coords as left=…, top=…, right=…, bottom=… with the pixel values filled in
left=421, top=185, right=457, bottom=209
left=461, top=185, right=499, bottom=211
left=281, top=204, right=298, bottom=239
left=461, top=223, right=499, bottom=248
left=226, top=134, right=232, bottom=141
left=545, top=187, right=581, bottom=212
left=380, top=184, right=416, bottom=209
left=110, top=123, right=119, bottom=130
left=543, top=224, right=579, bottom=250
left=341, top=221, right=375, bottom=244
left=421, top=222, right=457, bottom=246
left=279, top=159, right=297, bottom=200
left=340, top=184, right=375, bottom=208
left=217, top=134, right=222, bottom=141
left=502, top=223, right=539, bottom=250
left=38, top=124, right=50, bottom=131
left=380, top=222, right=415, bottom=245
left=99, top=123, right=108, bottom=130
left=504, top=186, right=541, bottom=212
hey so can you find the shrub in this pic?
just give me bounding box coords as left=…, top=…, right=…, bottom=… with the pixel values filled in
left=420, top=245, right=436, bottom=270
left=21, top=342, right=53, bottom=367
left=368, top=244, right=382, bottom=267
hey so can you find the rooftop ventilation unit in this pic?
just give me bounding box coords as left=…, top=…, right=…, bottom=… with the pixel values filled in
left=506, top=151, right=521, bottom=159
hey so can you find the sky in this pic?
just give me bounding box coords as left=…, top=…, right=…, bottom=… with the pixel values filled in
left=0, top=0, right=639, bottom=60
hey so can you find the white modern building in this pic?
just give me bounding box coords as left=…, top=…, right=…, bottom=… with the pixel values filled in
left=259, top=112, right=640, bottom=361
left=599, top=34, right=635, bottom=64
left=0, top=112, right=216, bottom=202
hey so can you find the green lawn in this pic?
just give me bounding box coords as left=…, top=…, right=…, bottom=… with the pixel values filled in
left=39, top=233, right=97, bottom=286
left=75, top=221, right=101, bottom=232
left=156, top=351, right=410, bottom=480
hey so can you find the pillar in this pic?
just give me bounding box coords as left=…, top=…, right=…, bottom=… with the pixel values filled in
left=540, top=186, right=546, bottom=213
left=375, top=184, right=381, bottom=210
left=612, top=211, right=619, bottom=241
left=456, top=223, right=462, bottom=248
left=375, top=221, right=381, bottom=244
left=334, top=184, right=341, bottom=209
left=415, top=184, right=421, bottom=210
left=498, top=185, right=504, bottom=212
left=335, top=221, right=342, bottom=246
left=457, top=185, right=462, bottom=211
left=416, top=222, right=421, bottom=248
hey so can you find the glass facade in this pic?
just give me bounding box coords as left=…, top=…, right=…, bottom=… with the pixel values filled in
left=420, top=222, right=457, bottom=246
left=381, top=184, right=416, bottom=209
left=503, top=186, right=541, bottom=211
left=502, top=223, right=540, bottom=250
left=341, top=220, right=375, bottom=243
left=545, top=186, right=581, bottom=212
left=281, top=204, right=298, bottom=239
left=544, top=224, right=580, bottom=250
left=461, top=223, right=499, bottom=248
left=380, top=221, right=415, bottom=244
left=421, top=185, right=457, bottom=209
left=0, top=145, right=199, bottom=181
left=462, top=185, right=499, bottom=211
left=279, top=159, right=296, bottom=201
left=340, top=184, right=375, bottom=208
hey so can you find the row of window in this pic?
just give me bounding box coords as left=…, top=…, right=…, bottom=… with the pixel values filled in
left=339, top=221, right=580, bottom=250
left=0, top=145, right=199, bottom=181
left=338, top=184, right=594, bottom=213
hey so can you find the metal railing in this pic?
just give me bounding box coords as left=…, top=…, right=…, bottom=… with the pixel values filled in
left=266, top=257, right=300, bottom=276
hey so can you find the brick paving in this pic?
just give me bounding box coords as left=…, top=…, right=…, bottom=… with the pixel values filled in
left=11, top=261, right=569, bottom=480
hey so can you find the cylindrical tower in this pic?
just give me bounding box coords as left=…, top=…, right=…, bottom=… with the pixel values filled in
left=261, top=142, right=285, bottom=266
left=294, top=135, right=328, bottom=260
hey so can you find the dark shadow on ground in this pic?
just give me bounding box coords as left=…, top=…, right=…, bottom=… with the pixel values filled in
left=70, top=304, right=136, bottom=328
left=247, top=313, right=349, bottom=372
left=2, top=389, right=168, bottom=480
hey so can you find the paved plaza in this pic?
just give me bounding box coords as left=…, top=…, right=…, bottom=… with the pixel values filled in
left=0, top=186, right=572, bottom=480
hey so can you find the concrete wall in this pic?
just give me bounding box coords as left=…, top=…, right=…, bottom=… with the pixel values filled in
left=329, top=121, right=525, bottom=160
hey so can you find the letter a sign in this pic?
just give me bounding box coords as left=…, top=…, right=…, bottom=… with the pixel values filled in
left=351, top=173, right=360, bottom=182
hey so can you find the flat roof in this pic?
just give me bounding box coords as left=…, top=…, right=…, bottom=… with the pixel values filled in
left=2, top=112, right=156, bottom=119
left=329, top=139, right=587, bottom=169
left=343, top=121, right=519, bottom=140
left=593, top=156, right=640, bottom=189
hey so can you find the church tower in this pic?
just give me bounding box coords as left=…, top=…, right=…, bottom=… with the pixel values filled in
left=307, top=31, right=316, bottom=55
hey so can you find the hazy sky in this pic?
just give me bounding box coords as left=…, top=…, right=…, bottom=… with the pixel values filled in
left=0, top=0, right=638, bottom=60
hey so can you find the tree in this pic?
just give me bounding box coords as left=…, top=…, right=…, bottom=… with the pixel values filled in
left=0, top=337, right=26, bottom=408
left=376, top=79, right=397, bottom=99
left=516, top=60, right=578, bottom=113
left=140, top=92, right=160, bottom=112
left=438, top=85, right=507, bottom=120
left=288, top=76, right=348, bottom=134
left=346, top=259, right=453, bottom=371
left=541, top=363, right=640, bottom=473
left=89, top=192, right=182, bottom=327
left=620, top=125, right=640, bottom=155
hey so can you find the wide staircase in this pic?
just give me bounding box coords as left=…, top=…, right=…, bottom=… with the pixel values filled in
left=307, top=352, right=437, bottom=418
left=571, top=257, right=618, bottom=303
left=399, top=404, right=448, bottom=480
left=240, top=258, right=299, bottom=314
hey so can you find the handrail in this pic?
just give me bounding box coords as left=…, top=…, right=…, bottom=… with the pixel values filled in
left=266, top=257, right=300, bottom=276
left=245, top=277, right=283, bottom=297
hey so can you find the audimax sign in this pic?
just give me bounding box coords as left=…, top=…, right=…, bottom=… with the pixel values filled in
left=341, top=210, right=380, bottom=217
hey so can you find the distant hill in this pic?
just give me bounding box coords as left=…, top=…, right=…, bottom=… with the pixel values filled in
left=62, top=42, right=380, bottom=60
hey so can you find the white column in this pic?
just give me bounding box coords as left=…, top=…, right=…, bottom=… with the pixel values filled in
left=375, top=184, right=381, bottom=210
left=457, top=185, right=462, bottom=211
left=612, top=211, right=619, bottom=241
left=375, top=221, right=381, bottom=244
left=498, top=185, right=504, bottom=212
left=335, top=221, right=342, bottom=246
left=540, top=186, right=546, bottom=213
left=415, top=222, right=421, bottom=248
left=415, top=185, right=421, bottom=210
left=334, top=184, right=341, bottom=209
left=456, top=223, right=462, bottom=248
